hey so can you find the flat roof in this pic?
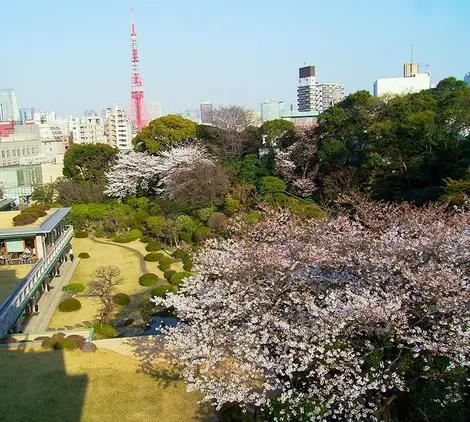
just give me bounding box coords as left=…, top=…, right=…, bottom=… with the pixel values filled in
left=0, top=208, right=71, bottom=238
left=0, top=265, right=33, bottom=304
left=0, top=199, right=15, bottom=210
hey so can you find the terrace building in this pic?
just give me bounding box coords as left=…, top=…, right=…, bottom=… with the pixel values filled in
left=0, top=207, right=72, bottom=336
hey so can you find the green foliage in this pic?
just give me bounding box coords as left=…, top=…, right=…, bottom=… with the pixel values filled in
left=138, top=273, right=159, bottom=286
left=241, top=210, right=262, bottom=223
left=288, top=202, right=326, bottom=220
left=441, top=175, right=470, bottom=204
left=133, top=114, right=197, bottom=153
left=113, top=293, right=131, bottom=306
left=144, top=252, right=163, bottom=262
left=196, top=206, right=217, bottom=222
left=318, top=138, right=349, bottom=170
left=222, top=196, right=242, bottom=215
left=41, top=334, right=78, bottom=351
left=12, top=204, right=51, bottom=226
left=207, top=212, right=228, bottom=231
left=163, top=269, right=177, bottom=280
left=194, top=227, right=212, bottom=242
left=63, top=143, right=117, bottom=183
left=175, top=215, right=201, bottom=235
left=145, top=242, right=162, bottom=252
left=172, top=249, right=188, bottom=260
left=128, top=228, right=143, bottom=238
left=139, top=299, right=155, bottom=322
left=150, top=284, right=178, bottom=298
left=112, top=235, right=135, bottom=243
left=74, top=230, right=88, bottom=238
left=223, top=154, right=272, bottom=184
left=58, top=298, right=82, bottom=312
left=140, top=235, right=152, bottom=243
left=258, top=176, right=286, bottom=195
left=158, top=256, right=173, bottom=271
left=91, top=322, right=117, bottom=339
left=178, top=231, right=192, bottom=243
left=169, top=271, right=194, bottom=287
left=183, top=256, right=193, bottom=271
left=62, top=283, right=85, bottom=294
left=78, top=252, right=90, bottom=259
left=260, top=119, right=295, bottom=143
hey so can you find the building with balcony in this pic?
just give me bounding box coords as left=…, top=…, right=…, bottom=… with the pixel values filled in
left=0, top=207, right=72, bottom=336
left=104, top=105, right=133, bottom=151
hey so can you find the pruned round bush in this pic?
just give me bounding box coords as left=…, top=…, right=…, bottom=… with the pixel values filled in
left=197, top=206, right=217, bottom=222
left=207, top=212, right=228, bottom=232
left=151, top=284, right=177, bottom=298
left=74, top=230, right=88, bottom=238
left=183, top=257, right=193, bottom=271
left=78, top=252, right=90, bottom=259
left=140, top=235, right=152, bottom=243
left=158, top=256, right=173, bottom=271
left=42, top=335, right=77, bottom=351
left=58, top=298, right=81, bottom=312
left=169, top=271, right=194, bottom=287
left=66, top=335, right=86, bottom=349
left=194, top=227, right=212, bottom=242
left=91, top=322, right=117, bottom=339
left=145, top=242, right=162, bottom=252
left=172, top=249, right=187, bottom=260
left=178, top=231, right=192, bottom=243
left=113, top=293, right=131, bottom=306
left=62, top=283, right=85, bottom=294
left=112, top=236, right=134, bottom=243
left=13, top=215, right=37, bottom=226
left=128, top=228, right=143, bottom=238
left=164, top=269, right=176, bottom=280
left=144, top=252, right=163, bottom=262
left=139, top=273, right=159, bottom=286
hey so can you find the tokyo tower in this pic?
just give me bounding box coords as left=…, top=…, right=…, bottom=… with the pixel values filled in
left=129, top=7, right=149, bottom=132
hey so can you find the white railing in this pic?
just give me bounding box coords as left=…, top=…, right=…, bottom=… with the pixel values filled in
left=0, top=225, right=73, bottom=337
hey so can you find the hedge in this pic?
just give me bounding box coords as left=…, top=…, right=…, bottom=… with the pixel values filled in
left=41, top=334, right=77, bottom=351
left=140, top=235, right=152, bottom=244
left=172, top=249, right=187, bottom=260
left=151, top=284, right=177, bottom=298
left=144, top=252, right=164, bottom=262
left=183, top=257, right=193, bottom=271
left=113, top=293, right=131, bottom=306
left=112, top=235, right=135, bottom=243
left=145, top=242, right=162, bottom=252
left=58, top=298, right=82, bottom=312
left=139, top=273, right=159, bottom=286
left=78, top=252, right=90, bottom=259
left=74, top=230, right=88, bottom=238
left=163, top=269, right=176, bottom=280
left=128, top=228, right=143, bottom=238
left=158, top=256, right=173, bottom=271
left=91, top=322, right=117, bottom=339
left=62, top=283, right=85, bottom=294
left=169, top=271, right=194, bottom=287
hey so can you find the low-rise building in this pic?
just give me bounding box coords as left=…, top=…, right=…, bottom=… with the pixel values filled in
left=374, top=63, right=431, bottom=97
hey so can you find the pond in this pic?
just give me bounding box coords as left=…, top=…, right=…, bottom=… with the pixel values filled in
left=141, top=311, right=178, bottom=335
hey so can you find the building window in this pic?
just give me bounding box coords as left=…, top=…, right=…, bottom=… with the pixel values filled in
left=1, top=151, right=4, bottom=158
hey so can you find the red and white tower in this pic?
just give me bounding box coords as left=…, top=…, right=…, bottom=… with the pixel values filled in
left=129, top=8, right=149, bottom=132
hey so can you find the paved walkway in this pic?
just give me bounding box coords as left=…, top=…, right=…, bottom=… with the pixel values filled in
left=23, top=258, right=80, bottom=333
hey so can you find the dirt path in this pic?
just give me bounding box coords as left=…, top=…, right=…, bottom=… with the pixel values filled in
left=89, top=235, right=149, bottom=273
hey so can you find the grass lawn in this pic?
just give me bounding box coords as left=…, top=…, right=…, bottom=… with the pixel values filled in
left=0, top=264, right=33, bottom=303
left=0, top=347, right=212, bottom=422
left=49, top=297, right=101, bottom=328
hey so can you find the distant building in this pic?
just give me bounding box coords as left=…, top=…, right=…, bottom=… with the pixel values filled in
left=200, top=102, right=213, bottom=125
left=33, top=111, right=57, bottom=124
left=280, top=110, right=319, bottom=126
left=149, top=101, right=162, bottom=121
left=260, top=99, right=283, bottom=122
left=297, top=66, right=344, bottom=112
left=0, top=121, right=15, bottom=137
left=84, top=110, right=97, bottom=117
left=0, top=89, right=20, bottom=122
left=71, top=116, right=105, bottom=144
left=465, top=73, right=470, bottom=87
left=374, top=63, right=431, bottom=97
left=0, top=138, right=42, bottom=167
left=104, top=105, right=133, bottom=150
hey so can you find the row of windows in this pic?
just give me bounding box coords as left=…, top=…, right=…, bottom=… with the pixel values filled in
left=0, top=146, right=40, bottom=158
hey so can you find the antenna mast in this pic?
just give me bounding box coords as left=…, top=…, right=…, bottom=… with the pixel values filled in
left=129, top=7, right=149, bottom=132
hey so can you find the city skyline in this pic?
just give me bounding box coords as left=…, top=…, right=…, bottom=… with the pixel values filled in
left=1, top=0, right=469, bottom=116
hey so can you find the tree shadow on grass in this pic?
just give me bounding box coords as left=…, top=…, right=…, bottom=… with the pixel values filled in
left=0, top=345, right=87, bottom=422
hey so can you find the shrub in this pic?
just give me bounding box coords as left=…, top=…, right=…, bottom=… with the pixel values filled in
left=145, top=242, right=162, bottom=252
left=258, top=176, right=286, bottom=195
left=78, top=252, right=90, bottom=259
left=12, top=205, right=51, bottom=226
left=164, top=269, right=176, bottom=280
left=113, top=293, right=131, bottom=306
left=151, top=284, right=178, bottom=298
left=42, top=334, right=77, bottom=351
left=113, top=235, right=135, bottom=243
left=178, top=231, right=192, bottom=243
left=62, top=283, right=85, bottom=294
left=292, top=204, right=325, bottom=220
left=74, top=230, right=88, bottom=238
left=169, top=271, right=194, bottom=287
left=92, top=322, right=117, bottom=339
left=94, top=226, right=106, bottom=238
left=197, top=206, right=217, bottom=222
left=144, top=252, right=163, bottom=262
left=58, top=298, right=81, bottom=312
left=194, top=227, right=211, bottom=242
left=128, top=228, right=143, bottom=238
left=183, top=257, right=193, bottom=271
left=66, top=335, right=86, bottom=349
left=139, top=273, right=159, bottom=286
left=158, top=256, right=173, bottom=271
left=140, top=235, right=152, bottom=243
left=172, top=249, right=187, bottom=260
left=242, top=210, right=262, bottom=223
left=124, top=318, right=134, bottom=326
left=207, top=212, right=228, bottom=231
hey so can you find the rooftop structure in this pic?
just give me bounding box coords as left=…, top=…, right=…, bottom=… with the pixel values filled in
left=374, top=63, right=431, bottom=97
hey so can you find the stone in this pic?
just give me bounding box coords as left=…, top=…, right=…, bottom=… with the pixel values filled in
left=82, top=342, right=97, bottom=353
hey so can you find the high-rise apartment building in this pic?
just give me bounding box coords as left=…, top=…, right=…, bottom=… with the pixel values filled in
left=104, top=105, right=133, bottom=150
left=149, top=101, right=162, bottom=121
left=465, top=73, right=470, bottom=87
left=260, top=99, right=283, bottom=122
left=297, top=66, right=344, bottom=112
left=200, top=102, right=214, bottom=125
left=0, top=89, right=20, bottom=122
left=72, top=116, right=105, bottom=144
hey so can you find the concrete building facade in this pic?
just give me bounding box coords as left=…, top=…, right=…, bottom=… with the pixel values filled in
left=104, top=105, right=133, bottom=150
left=71, top=116, right=105, bottom=144
left=260, top=99, right=283, bottom=122
left=0, top=89, right=20, bottom=122
left=0, top=138, right=42, bottom=167
left=374, top=63, right=431, bottom=97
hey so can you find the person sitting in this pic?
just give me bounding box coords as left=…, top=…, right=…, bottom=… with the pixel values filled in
left=24, top=247, right=31, bottom=255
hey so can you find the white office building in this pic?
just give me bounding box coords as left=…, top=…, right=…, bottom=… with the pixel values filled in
left=260, top=99, right=284, bottom=122
left=149, top=101, right=162, bottom=121
left=72, top=116, right=105, bottom=144
left=104, top=105, right=133, bottom=150
left=374, top=63, right=431, bottom=97
left=0, top=89, right=20, bottom=122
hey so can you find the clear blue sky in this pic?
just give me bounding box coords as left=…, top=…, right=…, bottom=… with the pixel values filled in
left=1, top=0, right=469, bottom=116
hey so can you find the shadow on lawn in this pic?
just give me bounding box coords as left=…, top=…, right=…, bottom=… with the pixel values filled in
left=0, top=345, right=87, bottom=422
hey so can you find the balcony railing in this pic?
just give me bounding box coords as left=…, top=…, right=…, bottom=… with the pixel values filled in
left=0, top=225, right=73, bottom=337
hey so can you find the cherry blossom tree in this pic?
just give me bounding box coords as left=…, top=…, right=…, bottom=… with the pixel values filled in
left=153, top=197, right=470, bottom=421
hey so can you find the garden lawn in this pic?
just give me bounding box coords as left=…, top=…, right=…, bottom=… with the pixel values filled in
left=49, top=297, right=100, bottom=329
left=0, top=347, right=211, bottom=422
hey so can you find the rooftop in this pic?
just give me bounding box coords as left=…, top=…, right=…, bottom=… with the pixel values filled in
left=0, top=210, right=53, bottom=229
left=0, top=265, right=33, bottom=303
